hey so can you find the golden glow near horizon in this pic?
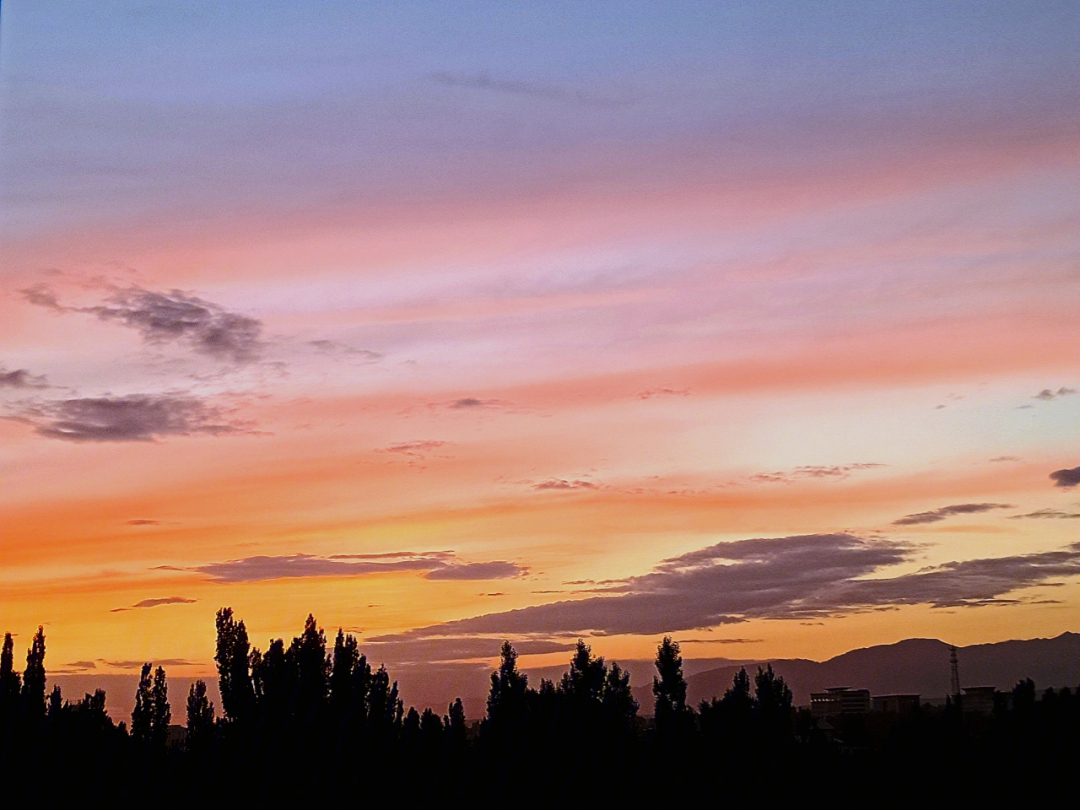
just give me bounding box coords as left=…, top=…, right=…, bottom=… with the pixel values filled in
left=1, top=3, right=1079, bottom=715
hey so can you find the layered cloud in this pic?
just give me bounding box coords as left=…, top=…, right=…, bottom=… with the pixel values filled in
left=892, top=503, right=1014, bottom=526
left=190, top=551, right=524, bottom=584
left=381, top=534, right=1080, bottom=639
left=17, top=394, right=248, bottom=442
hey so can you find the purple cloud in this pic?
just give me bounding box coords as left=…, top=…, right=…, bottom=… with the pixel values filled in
left=1050, top=467, right=1080, bottom=489
left=23, top=394, right=248, bottom=442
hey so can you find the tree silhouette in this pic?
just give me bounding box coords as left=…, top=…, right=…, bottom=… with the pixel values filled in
left=486, top=641, right=529, bottom=733
left=561, top=640, right=607, bottom=704
left=150, top=666, right=171, bottom=747
left=215, top=607, right=254, bottom=722
left=652, top=636, right=688, bottom=735
left=21, top=627, right=46, bottom=717
left=185, top=679, right=215, bottom=750
left=131, top=663, right=154, bottom=744
left=753, top=664, right=792, bottom=739
left=0, top=633, right=20, bottom=719
left=446, top=697, right=467, bottom=745
left=288, top=614, right=328, bottom=714
left=602, top=661, right=639, bottom=733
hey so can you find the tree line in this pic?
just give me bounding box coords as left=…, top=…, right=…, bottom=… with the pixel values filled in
left=2, top=612, right=1078, bottom=805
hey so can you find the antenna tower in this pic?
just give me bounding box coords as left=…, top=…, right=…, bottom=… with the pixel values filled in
left=949, top=645, right=961, bottom=698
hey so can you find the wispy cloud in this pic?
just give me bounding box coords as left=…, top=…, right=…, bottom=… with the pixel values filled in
left=749, top=463, right=883, bottom=484
left=101, top=658, right=200, bottom=670
left=190, top=551, right=525, bottom=584
left=1010, top=509, right=1080, bottom=520
left=429, top=71, right=637, bottom=108
left=893, top=503, right=1014, bottom=526
left=308, top=340, right=382, bottom=363
left=533, top=478, right=598, bottom=491
left=676, top=638, right=764, bottom=645
left=0, top=366, right=48, bottom=389
left=1033, top=387, right=1077, bottom=401
left=16, top=394, right=250, bottom=443
left=361, top=635, right=575, bottom=664
left=111, top=596, right=196, bottom=613
left=425, top=562, right=524, bottom=581
left=638, top=387, right=690, bottom=400
left=22, top=285, right=264, bottom=364
left=377, top=440, right=452, bottom=466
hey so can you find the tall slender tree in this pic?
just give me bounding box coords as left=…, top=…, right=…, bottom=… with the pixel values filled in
left=185, top=679, right=215, bottom=750
left=150, top=666, right=171, bottom=748
left=0, top=632, right=20, bottom=716
left=652, top=636, right=687, bottom=734
left=131, top=663, right=154, bottom=744
left=215, top=608, right=254, bottom=722
left=21, top=627, right=46, bottom=716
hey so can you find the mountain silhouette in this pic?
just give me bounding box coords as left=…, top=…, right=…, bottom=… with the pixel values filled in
left=678, top=632, right=1080, bottom=707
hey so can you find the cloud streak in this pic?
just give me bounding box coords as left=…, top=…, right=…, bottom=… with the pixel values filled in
left=1010, top=509, right=1080, bottom=520
left=892, top=503, right=1014, bottom=526
left=192, top=552, right=525, bottom=583
left=111, top=596, right=196, bottom=613
left=382, top=534, right=1080, bottom=639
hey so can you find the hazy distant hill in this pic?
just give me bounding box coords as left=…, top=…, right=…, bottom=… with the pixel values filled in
left=680, top=632, right=1080, bottom=707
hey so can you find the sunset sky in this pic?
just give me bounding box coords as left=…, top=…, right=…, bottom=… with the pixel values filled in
left=2, top=1, right=1079, bottom=714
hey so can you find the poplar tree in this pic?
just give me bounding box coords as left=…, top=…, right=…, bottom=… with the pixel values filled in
left=185, top=679, right=216, bottom=750
left=21, top=627, right=47, bottom=716
left=215, top=607, right=254, bottom=722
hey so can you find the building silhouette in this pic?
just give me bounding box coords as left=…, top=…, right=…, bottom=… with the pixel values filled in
left=810, top=687, right=871, bottom=719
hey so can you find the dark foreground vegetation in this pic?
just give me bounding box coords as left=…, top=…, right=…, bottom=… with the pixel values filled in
left=2, top=611, right=1078, bottom=805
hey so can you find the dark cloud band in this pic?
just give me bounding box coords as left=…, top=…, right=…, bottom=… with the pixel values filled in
left=22, top=394, right=247, bottom=443
left=383, top=533, right=1080, bottom=640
